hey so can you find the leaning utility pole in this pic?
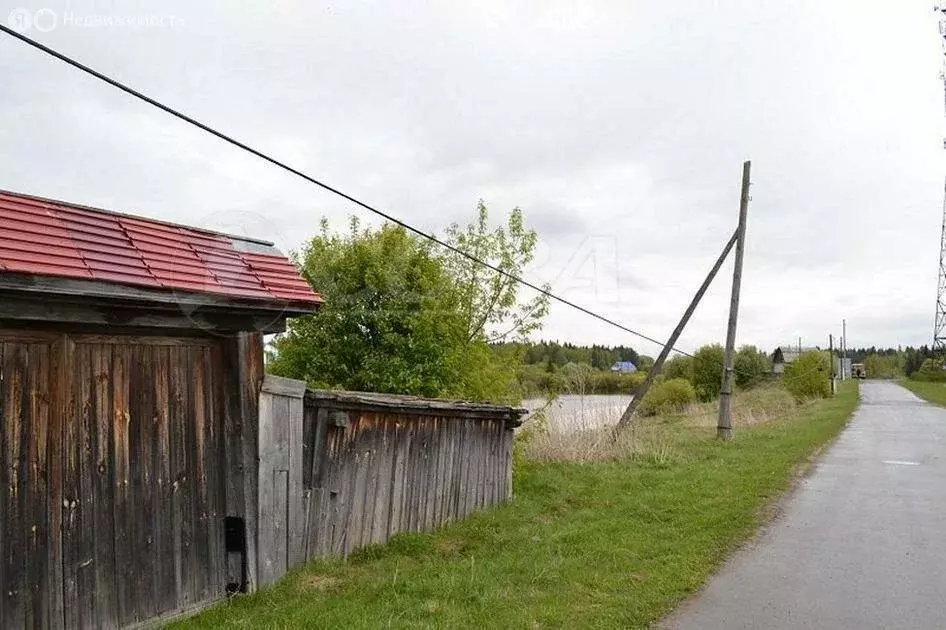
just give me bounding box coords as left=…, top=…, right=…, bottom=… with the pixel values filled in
left=717, top=160, right=752, bottom=442
left=613, top=230, right=738, bottom=433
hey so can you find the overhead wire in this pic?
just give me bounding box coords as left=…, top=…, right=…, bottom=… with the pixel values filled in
left=1, top=25, right=734, bottom=359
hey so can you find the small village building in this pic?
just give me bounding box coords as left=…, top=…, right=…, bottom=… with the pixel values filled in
left=0, top=190, right=322, bottom=628
left=771, top=346, right=820, bottom=375
left=610, top=361, right=637, bottom=373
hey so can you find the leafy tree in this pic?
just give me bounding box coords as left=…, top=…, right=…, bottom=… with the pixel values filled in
left=443, top=201, right=550, bottom=343
left=269, top=220, right=467, bottom=396
left=692, top=344, right=725, bottom=402
left=734, top=345, right=770, bottom=389
left=268, top=211, right=538, bottom=403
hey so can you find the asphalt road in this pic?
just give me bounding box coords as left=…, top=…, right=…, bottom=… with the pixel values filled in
left=663, top=381, right=946, bottom=630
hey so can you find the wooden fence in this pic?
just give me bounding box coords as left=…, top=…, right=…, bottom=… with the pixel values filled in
left=256, top=376, right=525, bottom=586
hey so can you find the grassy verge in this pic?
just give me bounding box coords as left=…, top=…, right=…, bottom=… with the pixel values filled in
left=899, top=379, right=946, bottom=406
left=173, top=382, right=859, bottom=630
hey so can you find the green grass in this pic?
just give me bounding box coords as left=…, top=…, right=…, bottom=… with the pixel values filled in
left=173, top=382, right=859, bottom=630
left=899, top=379, right=946, bottom=406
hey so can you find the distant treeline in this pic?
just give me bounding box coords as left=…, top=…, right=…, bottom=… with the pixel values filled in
left=497, top=341, right=647, bottom=371
left=839, top=346, right=933, bottom=377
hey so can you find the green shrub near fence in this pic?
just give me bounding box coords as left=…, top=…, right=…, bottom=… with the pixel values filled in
left=638, top=378, right=697, bottom=416
left=910, top=358, right=946, bottom=383
left=783, top=351, right=830, bottom=400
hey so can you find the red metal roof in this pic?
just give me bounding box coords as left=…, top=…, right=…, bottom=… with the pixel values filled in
left=0, top=190, right=323, bottom=308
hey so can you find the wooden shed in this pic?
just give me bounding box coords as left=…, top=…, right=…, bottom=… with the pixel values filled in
left=0, top=190, right=322, bottom=628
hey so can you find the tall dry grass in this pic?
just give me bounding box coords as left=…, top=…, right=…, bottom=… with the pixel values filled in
left=518, top=385, right=801, bottom=464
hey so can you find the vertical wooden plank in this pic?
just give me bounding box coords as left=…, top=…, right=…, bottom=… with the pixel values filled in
left=385, top=420, right=404, bottom=540
left=488, top=422, right=499, bottom=507
left=201, top=346, right=223, bottom=600
left=424, top=416, right=442, bottom=531
left=271, top=395, right=290, bottom=579
left=135, top=344, right=157, bottom=621
left=91, top=344, right=118, bottom=628
left=332, top=431, right=358, bottom=557
left=77, top=343, right=98, bottom=629
left=463, top=419, right=477, bottom=517
left=412, top=418, right=428, bottom=532
left=454, top=418, right=469, bottom=519
left=434, top=417, right=448, bottom=527
left=360, top=419, right=382, bottom=547
left=287, top=392, right=305, bottom=569
left=190, top=347, right=209, bottom=603
left=25, top=343, right=50, bottom=630
left=60, top=342, right=82, bottom=630
left=219, top=337, right=244, bottom=592
left=370, top=421, right=392, bottom=545
left=321, top=429, right=343, bottom=558
left=46, top=336, right=70, bottom=630
left=304, top=407, right=328, bottom=561
left=154, top=345, right=175, bottom=613
left=240, top=333, right=263, bottom=592
left=345, top=423, right=369, bottom=555
left=503, top=429, right=514, bottom=500
left=442, top=417, right=458, bottom=524
left=391, top=419, right=409, bottom=537
left=255, top=392, right=276, bottom=586
left=435, top=417, right=450, bottom=527
left=2, top=342, right=26, bottom=630
left=474, top=420, right=486, bottom=510
left=111, top=343, right=136, bottom=626
left=167, top=345, right=187, bottom=610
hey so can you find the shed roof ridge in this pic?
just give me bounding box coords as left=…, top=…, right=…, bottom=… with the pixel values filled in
left=0, top=188, right=275, bottom=247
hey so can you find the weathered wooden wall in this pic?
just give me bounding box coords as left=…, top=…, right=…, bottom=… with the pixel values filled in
left=257, top=383, right=522, bottom=583
left=0, top=329, right=262, bottom=629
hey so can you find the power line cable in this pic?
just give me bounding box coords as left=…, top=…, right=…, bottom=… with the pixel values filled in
left=0, top=25, right=709, bottom=356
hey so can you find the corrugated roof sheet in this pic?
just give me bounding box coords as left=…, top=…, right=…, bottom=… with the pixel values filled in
left=0, top=190, right=323, bottom=308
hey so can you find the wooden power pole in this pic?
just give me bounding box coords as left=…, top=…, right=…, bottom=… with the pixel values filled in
left=717, top=160, right=751, bottom=442
left=829, top=333, right=836, bottom=395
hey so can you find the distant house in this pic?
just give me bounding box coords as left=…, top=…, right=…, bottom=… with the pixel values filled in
left=772, top=346, right=820, bottom=375
left=610, top=361, right=638, bottom=373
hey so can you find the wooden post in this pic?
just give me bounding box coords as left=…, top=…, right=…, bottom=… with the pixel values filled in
left=829, top=334, right=836, bottom=395
left=613, top=229, right=739, bottom=434
left=717, top=160, right=751, bottom=442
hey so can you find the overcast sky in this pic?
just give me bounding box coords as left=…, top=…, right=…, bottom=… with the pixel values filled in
left=1, top=0, right=943, bottom=354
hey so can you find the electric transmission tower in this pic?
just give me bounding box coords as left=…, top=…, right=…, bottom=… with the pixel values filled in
left=934, top=7, right=946, bottom=359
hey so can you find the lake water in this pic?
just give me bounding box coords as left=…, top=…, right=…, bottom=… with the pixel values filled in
left=522, top=394, right=633, bottom=431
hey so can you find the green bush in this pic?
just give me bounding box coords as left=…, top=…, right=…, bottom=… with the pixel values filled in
left=663, top=356, right=694, bottom=382
left=638, top=378, right=697, bottom=416
left=692, top=344, right=725, bottom=402
left=782, top=351, right=830, bottom=400
left=734, top=345, right=771, bottom=389
left=911, top=358, right=946, bottom=382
